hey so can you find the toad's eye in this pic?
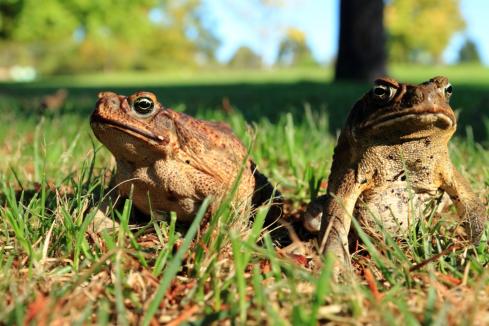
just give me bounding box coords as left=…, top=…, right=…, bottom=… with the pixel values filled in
left=372, top=84, right=396, bottom=102
left=133, top=97, right=154, bottom=115
left=444, top=84, right=453, bottom=97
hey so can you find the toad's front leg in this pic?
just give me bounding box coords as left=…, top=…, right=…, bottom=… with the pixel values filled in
left=306, top=168, right=366, bottom=277
left=441, top=164, right=487, bottom=243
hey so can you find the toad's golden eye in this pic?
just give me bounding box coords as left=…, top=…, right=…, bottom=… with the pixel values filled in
left=133, top=97, right=154, bottom=116
left=372, top=84, right=396, bottom=102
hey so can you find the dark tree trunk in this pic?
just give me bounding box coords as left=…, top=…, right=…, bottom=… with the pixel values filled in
left=334, top=0, right=387, bottom=82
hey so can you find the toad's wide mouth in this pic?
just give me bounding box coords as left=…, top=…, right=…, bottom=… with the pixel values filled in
left=90, top=114, right=167, bottom=144
left=360, top=106, right=456, bottom=130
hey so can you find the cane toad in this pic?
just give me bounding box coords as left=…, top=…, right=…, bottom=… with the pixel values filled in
left=91, top=91, right=279, bottom=223
left=305, top=76, right=487, bottom=270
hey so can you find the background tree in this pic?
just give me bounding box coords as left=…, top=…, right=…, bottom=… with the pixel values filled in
left=228, top=46, right=262, bottom=69
left=458, top=38, right=481, bottom=64
left=0, top=0, right=73, bottom=68
left=334, top=0, right=386, bottom=82
left=276, top=28, right=317, bottom=67
left=184, top=1, right=220, bottom=65
left=0, top=0, right=218, bottom=74
left=0, top=0, right=23, bottom=40
left=385, top=0, right=465, bottom=64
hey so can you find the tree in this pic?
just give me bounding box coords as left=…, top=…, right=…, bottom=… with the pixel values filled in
left=335, top=0, right=386, bottom=82
left=458, top=38, right=481, bottom=64
left=228, top=46, right=262, bottom=69
left=184, top=1, right=220, bottom=65
left=0, top=0, right=24, bottom=40
left=385, top=0, right=465, bottom=64
left=0, top=0, right=219, bottom=74
left=276, top=28, right=317, bottom=67
left=0, top=0, right=74, bottom=68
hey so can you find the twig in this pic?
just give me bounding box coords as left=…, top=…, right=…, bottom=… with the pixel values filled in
left=167, top=305, right=199, bottom=326
left=364, top=267, right=382, bottom=302
left=409, top=243, right=465, bottom=272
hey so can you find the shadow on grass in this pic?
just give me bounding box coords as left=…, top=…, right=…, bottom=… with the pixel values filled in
left=1, top=80, right=489, bottom=141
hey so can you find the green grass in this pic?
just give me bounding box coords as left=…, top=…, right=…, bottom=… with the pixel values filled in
left=0, top=66, right=488, bottom=324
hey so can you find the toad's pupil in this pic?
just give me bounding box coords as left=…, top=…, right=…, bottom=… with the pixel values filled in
left=134, top=97, right=154, bottom=114
left=445, top=85, right=453, bottom=95
left=374, top=87, right=386, bottom=96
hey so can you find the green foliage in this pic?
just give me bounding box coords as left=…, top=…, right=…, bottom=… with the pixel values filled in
left=386, top=0, right=465, bottom=64
left=228, top=46, right=263, bottom=69
left=0, top=0, right=218, bottom=74
left=0, top=0, right=24, bottom=40
left=276, top=28, right=318, bottom=67
left=458, top=38, right=481, bottom=64
left=13, top=0, right=79, bottom=42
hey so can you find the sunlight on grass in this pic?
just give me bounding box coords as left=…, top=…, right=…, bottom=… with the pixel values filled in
left=0, top=70, right=488, bottom=323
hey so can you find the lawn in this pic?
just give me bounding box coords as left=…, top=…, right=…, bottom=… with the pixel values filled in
left=0, top=66, right=488, bottom=324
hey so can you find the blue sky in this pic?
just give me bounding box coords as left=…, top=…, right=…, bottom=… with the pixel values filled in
left=201, top=0, right=489, bottom=66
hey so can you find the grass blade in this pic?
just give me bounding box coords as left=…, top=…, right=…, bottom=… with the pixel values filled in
left=142, top=197, right=211, bottom=326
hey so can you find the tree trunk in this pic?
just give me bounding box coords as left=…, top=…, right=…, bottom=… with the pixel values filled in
left=334, top=0, right=387, bottom=82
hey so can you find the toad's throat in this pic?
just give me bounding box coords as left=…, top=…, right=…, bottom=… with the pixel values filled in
left=91, top=115, right=166, bottom=143
left=361, top=106, right=455, bottom=130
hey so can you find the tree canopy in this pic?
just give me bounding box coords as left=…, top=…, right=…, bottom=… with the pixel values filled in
left=228, top=46, right=262, bottom=69
left=0, top=0, right=218, bottom=74
left=385, top=0, right=465, bottom=64
left=276, top=28, right=317, bottom=67
left=458, top=38, right=481, bottom=64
